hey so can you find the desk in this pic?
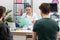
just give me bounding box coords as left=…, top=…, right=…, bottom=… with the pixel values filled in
left=11, top=30, right=34, bottom=40
left=11, top=30, right=60, bottom=40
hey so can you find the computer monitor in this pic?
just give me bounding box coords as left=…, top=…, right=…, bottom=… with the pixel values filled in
left=49, top=3, right=58, bottom=12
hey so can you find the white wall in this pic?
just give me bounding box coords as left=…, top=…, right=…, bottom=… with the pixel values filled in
left=0, top=0, right=13, bottom=18
left=0, top=0, right=13, bottom=11
left=58, top=0, right=60, bottom=12
left=33, top=0, right=52, bottom=18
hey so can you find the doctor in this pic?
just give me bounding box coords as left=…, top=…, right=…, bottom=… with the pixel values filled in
left=22, top=5, right=38, bottom=30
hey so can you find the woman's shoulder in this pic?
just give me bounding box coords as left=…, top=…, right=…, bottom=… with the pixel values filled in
left=21, top=13, right=27, bottom=18
left=22, top=13, right=26, bottom=15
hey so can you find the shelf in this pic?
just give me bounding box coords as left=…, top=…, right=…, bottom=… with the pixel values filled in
left=14, top=14, right=20, bottom=16
left=14, top=13, right=23, bottom=16
left=14, top=3, right=27, bottom=4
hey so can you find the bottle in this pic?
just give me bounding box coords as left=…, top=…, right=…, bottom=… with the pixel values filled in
left=20, top=9, right=23, bottom=16
left=15, top=18, right=20, bottom=28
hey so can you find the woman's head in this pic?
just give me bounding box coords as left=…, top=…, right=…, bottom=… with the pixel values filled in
left=26, top=5, right=32, bottom=14
left=0, top=6, right=6, bottom=19
left=39, top=3, right=50, bottom=17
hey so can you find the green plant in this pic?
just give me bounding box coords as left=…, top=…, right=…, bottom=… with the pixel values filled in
left=5, top=10, right=13, bottom=22
left=6, top=10, right=12, bottom=15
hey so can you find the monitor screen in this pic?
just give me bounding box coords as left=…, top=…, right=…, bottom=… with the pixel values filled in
left=49, top=3, right=58, bottom=12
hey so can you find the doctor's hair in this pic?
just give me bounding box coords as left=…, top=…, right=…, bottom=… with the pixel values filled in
left=26, top=5, right=31, bottom=8
left=0, top=6, right=6, bottom=18
left=39, top=3, right=50, bottom=14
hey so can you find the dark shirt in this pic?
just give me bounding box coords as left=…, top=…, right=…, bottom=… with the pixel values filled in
left=33, top=18, right=59, bottom=40
left=0, top=21, right=13, bottom=40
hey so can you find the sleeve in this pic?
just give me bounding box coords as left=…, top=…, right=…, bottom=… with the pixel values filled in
left=6, top=27, right=13, bottom=40
left=33, top=21, right=38, bottom=32
left=21, top=13, right=26, bottom=18
left=0, top=24, right=13, bottom=40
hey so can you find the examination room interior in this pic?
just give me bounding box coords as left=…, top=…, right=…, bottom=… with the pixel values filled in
left=0, top=0, right=60, bottom=40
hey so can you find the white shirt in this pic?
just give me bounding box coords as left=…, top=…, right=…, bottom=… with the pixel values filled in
left=22, top=12, right=38, bottom=24
left=21, top=12, right=38, bottom=30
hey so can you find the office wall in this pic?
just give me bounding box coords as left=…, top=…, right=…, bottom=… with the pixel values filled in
left=33, top=0, right=53, bottom=18
left=58, top=0, right=60, bottom=12
left=0, top=0, right=13, bottom=11
left=0, top=0, right=13, bottom=18
left=0, top=0, right=52, bottom=18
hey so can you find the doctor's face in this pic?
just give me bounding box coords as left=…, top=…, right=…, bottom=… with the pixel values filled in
left=26, top=7, right=32, bottom=14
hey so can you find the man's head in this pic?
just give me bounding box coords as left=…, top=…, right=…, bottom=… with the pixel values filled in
left=26, top=5, right=32, bottom=14
left=0, top=6, right=6, bottom=19
left=39, top=3, right=50, bottom=17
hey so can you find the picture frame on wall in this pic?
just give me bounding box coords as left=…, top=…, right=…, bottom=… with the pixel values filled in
left=16, top=0, right=22, bottom=3
left=52, top=0, right=59, bottom=3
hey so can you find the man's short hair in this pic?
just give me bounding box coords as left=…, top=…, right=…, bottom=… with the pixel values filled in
left=26, top=5, right=31, bottom=8
left=0, top=6, right=6, bottom=18
left=39, top=3, right=50, bottom=14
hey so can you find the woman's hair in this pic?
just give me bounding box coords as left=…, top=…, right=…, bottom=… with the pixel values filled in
left=0, top=6, right=6, bottom=18
left=26, top=5, right=31, bottom=8
left=39, top=3, right=50, bottom=14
